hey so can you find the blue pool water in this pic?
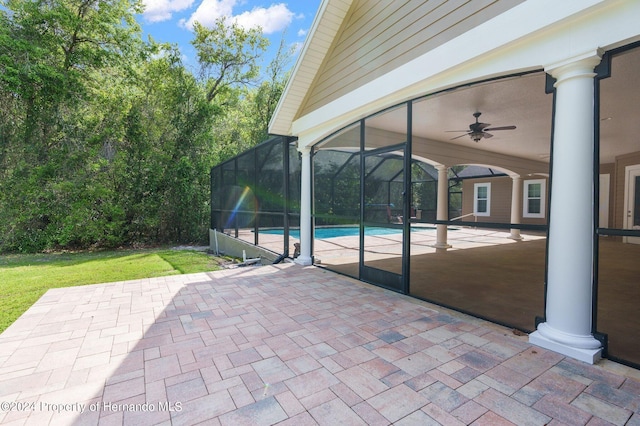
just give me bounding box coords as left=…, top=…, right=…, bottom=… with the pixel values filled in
left=259, top=226, right=436, bottom=239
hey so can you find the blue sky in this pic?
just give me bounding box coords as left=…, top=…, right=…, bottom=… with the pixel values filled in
left=136, top=0, right=322, bottom=75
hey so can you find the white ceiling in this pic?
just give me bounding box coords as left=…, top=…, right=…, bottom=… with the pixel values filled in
left=364, top=46, right=640, bottom=165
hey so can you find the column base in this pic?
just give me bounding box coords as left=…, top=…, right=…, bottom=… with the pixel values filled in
left=433, top=243, right=452, bottom=249
left=529, top=326, right=602, bottom=364
left=508, top=233, right=523, bottom=241
left=294, top=256, right=313, bottom=266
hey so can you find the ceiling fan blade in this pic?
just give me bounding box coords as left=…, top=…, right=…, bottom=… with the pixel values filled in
left=483, top=132, right=494, bottom=139
left=445, top=130, right=470, bottom=133
left=484, top=125, right=516, bottom=131
left=450, top=133, right=471, bottom=140
left=477, top=123, right=491, bottom=130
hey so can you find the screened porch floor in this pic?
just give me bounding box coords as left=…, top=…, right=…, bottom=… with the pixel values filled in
left=240, top=227, right=640, bottom=367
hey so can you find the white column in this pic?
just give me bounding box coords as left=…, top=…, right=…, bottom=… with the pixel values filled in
left=295, top=145, right=313, bottom=266
left=529, top=52, right=602, bottom=363
left=509, top=175, right=523, bottom=240
left=434, top=165, right=451, bottom=249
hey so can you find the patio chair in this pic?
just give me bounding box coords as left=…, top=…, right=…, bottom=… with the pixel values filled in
left=386, top=205, right=403, bottom=223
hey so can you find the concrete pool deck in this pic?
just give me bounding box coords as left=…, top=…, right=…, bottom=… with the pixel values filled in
left=0, top=264, right=639, bottom=425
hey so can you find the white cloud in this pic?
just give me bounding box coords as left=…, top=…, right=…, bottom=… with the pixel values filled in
left=142, top=0, right=196, bottom=23
left=180, top=0, right=235, bottom=29
left=181, top=1, right=294, bottom=33
left=297, top=28, right=307, bottom=37
left=234, top=4, right=294, bottom=34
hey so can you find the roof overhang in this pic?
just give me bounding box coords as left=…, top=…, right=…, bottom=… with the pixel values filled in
left=270, top=0, right=640, bottom=148
left=268, top=0, right=353, bottom=136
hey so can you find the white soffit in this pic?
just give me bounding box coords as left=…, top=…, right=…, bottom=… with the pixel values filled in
left=268, top=0, right=353, bottom=136
left=290, top=0, right=640, bottom=146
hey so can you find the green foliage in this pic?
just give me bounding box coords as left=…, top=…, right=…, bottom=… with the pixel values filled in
left=192, top=16, right=269, bottom=103
left=0, top=249, right=224, bottom=331
left=209, top=35, right=292, bottom=164
left=0, top=0, right=288, bottom=253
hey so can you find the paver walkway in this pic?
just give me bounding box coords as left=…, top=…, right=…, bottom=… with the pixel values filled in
left=0, top=264, right=639, bottom=425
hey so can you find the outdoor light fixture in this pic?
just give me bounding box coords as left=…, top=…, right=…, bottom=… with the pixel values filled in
left=448, top=112, right=516, bottom=143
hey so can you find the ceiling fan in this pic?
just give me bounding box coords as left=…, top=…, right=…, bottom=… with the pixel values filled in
left=447, top=112, right=516, bottom=142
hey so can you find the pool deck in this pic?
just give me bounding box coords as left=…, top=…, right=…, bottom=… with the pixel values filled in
left=0, top=263, right=639, bottom=425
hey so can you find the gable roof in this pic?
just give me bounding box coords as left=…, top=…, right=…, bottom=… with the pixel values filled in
left=269, top=0, right=526, bottom=137
left=269, top=0, right=353, bottom=136
left=271, top=0, right=640, bottom=149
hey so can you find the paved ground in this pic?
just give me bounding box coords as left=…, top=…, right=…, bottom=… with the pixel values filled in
left=0, top=264, right=639, bottom=425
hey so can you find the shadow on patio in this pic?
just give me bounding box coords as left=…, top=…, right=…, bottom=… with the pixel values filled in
left=0, top=264, right=639, bottom=425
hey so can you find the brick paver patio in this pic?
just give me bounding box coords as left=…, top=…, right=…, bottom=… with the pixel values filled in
left=0, top=263, right=639, bottom=425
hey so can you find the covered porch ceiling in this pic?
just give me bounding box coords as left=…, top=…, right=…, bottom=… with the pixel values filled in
left=362, top=47, right=640, bottom=166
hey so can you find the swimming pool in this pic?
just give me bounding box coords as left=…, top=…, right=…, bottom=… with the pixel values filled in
left=259, top=226, right=436, bottom=239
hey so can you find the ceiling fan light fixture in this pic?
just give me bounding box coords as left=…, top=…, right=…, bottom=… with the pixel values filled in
left=447, top=111, right=516, bottom=143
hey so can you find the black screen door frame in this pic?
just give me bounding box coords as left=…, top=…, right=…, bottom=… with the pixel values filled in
left=359, top=143, right=409, bottom=293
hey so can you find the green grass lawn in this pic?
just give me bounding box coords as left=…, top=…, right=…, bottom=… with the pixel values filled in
left=0, top=248, right=227, bottom=333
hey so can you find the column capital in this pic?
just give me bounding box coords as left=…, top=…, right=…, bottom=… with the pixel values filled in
left=434, top=164, right=448, bottom=172
left=545, top=50, right=603, bottom=85
left=297, top=144, right=311, bottom=155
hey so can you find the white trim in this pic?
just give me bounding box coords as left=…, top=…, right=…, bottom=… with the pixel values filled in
left=473, top=182, right=491, bottom=217
left=270, top=0, right=354, bottom=135
left=530, top=330, right=601, bottom=364
left=286, top=1, right=640, bottom=145
left=523, top=179, right=546, bottom=218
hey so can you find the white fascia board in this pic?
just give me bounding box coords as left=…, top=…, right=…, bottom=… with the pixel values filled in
left=268, top=0, right=328, bottom=135
left=292, top=0, right=640, bottom=149
left=269, top=0, right=353, bottom=136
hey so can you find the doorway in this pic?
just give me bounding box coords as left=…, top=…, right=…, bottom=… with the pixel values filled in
left=360, top=145, right=407, bottom=292
left=623, top=164, right=640, bottom=244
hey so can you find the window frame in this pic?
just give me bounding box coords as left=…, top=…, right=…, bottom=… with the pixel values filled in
left=523, top=179, right=546, bottom=218
left=473, top=182, right=491, bottom=217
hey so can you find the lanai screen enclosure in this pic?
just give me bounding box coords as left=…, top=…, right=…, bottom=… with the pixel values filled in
left=212, top=47, right=640, bottom=369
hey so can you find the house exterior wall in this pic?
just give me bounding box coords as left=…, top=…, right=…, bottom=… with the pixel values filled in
left=363, top=127, right=549, bottom=177
left=462, top=176, right=548, bottom=226
left=459, top=165, right=623, bottom=229
left=301, top=0, right=524, bottom=116
left=456, top=157, right=640, bottom=231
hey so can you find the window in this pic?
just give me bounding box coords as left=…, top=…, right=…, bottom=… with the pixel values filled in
left=524, top=179, right=545, bottom=218
left=474, top=183, right=491, bottom=216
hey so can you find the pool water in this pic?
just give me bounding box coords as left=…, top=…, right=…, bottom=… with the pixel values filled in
left=260, top=226, right=436, bottom=239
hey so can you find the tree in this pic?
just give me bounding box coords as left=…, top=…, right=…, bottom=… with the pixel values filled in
left=249, top=35, right=295, bottom=142
left=0, top=0, right=144, bottom=154
left=0, top=0, right=287, bottom=252
left=192, top=16, right=269, bottom=103
left=0, top=0, right=145, bottom=251
left=207, top=33, right=294, bottom=164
